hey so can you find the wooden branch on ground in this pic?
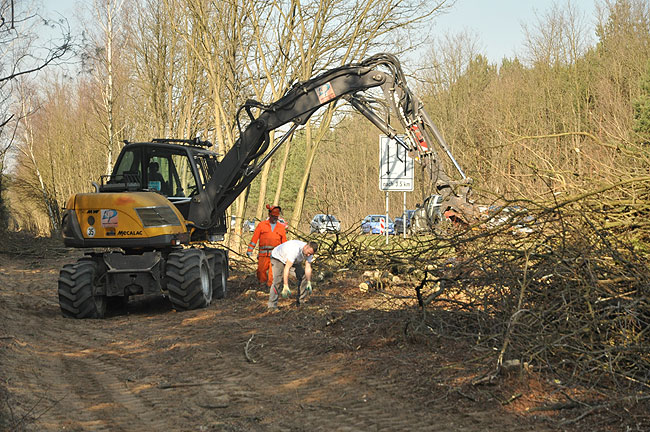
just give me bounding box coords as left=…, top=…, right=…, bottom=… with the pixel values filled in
left=244, top=334, right=257, bottom=363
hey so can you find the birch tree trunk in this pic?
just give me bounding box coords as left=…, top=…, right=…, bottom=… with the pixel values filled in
left=273, top=132, right=294, bottom=206
left=19, top=90, right=59, bottom=231
left=89, top=0, right=126, bottom=176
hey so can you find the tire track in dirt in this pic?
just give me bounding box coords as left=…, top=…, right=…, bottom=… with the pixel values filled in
left=57, top=355, right=171, bottom=431
left=21, top=318, right=177, bottom=431
left=9, top=294, right=449, bottom=431
left=13, top=356, right=114, bottom=432
left=205, top=327, right=460, bottom=431
left=37, top=310, right=282, bottom=431
left=221, top=319, right=540, bottom=432
left=1, top=254, right=557, bottom=432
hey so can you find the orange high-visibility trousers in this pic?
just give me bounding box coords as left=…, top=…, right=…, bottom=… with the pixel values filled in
left=256, top=255, right=273, bottom=286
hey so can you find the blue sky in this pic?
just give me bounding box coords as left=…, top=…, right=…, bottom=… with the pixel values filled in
left=44, top=0, right=599, bottom=64
left=433, top=0, right=598, bottom=62
left=44, top=0, right=76, bottom=16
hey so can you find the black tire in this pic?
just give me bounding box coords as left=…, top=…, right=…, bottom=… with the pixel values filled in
left=58, top=259, right=107, bottom=319
left=206, top=248, right=228, bottom=299
left=165, top=249, right=212, bottom=311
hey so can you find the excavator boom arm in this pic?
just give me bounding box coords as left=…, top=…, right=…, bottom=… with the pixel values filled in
left=188, top=54, right=467, bottom=229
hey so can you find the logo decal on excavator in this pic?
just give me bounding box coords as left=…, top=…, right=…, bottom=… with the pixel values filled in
left=117, top=230, right=143, bottom=236
left=316, top=82, right=336, bottom=104
left=101, top=209, right=118, bottom=227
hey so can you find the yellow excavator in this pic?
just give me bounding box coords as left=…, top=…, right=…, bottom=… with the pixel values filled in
left=58, top=53, right=477, bottom=318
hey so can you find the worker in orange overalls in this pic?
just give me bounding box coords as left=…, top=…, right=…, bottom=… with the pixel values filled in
left=247, top=205, right=287, bottom=289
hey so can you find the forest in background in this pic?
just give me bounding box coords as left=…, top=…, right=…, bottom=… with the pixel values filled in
left=1, top=0, right=649, bottom=241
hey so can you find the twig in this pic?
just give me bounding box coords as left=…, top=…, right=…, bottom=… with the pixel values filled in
left=325, top=316, right=342, bottom=326
left=26, top=393, right=68, bottom=426
left=501, top=393, right=522, bottom=406
left=456, top=389, right=477, bottom=402
left=10, top=392, right=67, bottom=430
left=559, top=405, right=601, bottom=425
left=244, top=334, right=257, bottom=364
left=528, top=401, right=580, bottom=412
left=375, top=289, right=414, bottom=299
left=423, top=285, right=446, bottom=306
left=471, top=372, right=498, bottom=386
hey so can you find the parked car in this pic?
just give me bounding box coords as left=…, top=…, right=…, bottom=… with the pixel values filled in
left=310, top=214, right=341, bottom=233
left=244, top=219, right=256, bottom=232
left=411, top=194, right=444, bottom=234
left=361, top=214, right=395, bottom=235
left=394, top=210, right=415, bottom=234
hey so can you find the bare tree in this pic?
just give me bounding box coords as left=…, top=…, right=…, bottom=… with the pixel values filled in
left=239, top=0, right=452, bottom=229
left=140, top=0, right=450, bottom=235
left=594, top=0, right=650, bottom=151
left=163, top=0, right=251, bottom=248
left=14, top=81, right=60, bottom=231
left=81, top=0, right=128, bottom=175
left=238, top=0, right=297, bottom=222
left=0, top=0, right=71, bottom=228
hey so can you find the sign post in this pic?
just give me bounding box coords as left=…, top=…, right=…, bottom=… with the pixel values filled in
left=385, top=192, right=389, bottom=244
left=379, top=135, right=414, bottom=244
left=403, top=191, right=407, bottom=239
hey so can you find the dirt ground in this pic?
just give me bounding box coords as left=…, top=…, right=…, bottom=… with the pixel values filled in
left=0, top=241, right=631, bottom=431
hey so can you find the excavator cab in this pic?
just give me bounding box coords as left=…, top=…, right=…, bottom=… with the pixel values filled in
left=103, top=141, right=218, bottom=220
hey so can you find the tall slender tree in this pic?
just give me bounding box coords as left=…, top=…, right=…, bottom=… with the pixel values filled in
left=0, top=0, right=71, bottom=229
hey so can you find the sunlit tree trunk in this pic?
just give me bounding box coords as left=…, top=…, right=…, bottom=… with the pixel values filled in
left=273, top=132, right=293, bottom=206
left=18, top=90, right=59, bottom=231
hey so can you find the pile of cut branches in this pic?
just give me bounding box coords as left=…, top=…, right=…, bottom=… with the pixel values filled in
left=315, top=191, right=649, bottom=396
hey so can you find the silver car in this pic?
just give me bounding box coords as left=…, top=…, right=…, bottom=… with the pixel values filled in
left=310, top=214, right=341, bottom=233
left=244, top=219, right=256, bottom=232
left=411, top=194, right=443, bottom=234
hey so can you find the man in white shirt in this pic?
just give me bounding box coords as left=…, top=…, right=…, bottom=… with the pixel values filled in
left=268, top=240, right=318, bottom=310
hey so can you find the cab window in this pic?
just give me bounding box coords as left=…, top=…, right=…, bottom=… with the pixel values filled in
left=171, top=153, right=198, bottom=197
left=112, top=149, right=141, bottom=182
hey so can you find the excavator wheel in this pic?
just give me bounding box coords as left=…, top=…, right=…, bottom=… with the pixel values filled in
left=206, top=248, right=228, bottom=299
left=58, top=259, right=107, bottom=319
left=165, top=248, right=212, bottom=311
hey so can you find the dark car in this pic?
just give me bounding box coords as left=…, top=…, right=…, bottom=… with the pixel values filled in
left=310, top=214, right=341, bottom=233
left=394, top=210, right=415, bottom=234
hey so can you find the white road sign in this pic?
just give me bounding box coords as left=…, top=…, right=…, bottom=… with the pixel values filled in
left=379, top=135, right=414, bottom=191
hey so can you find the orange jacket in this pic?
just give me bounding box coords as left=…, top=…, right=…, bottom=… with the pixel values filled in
left=247, top=220, right=287, bottom=256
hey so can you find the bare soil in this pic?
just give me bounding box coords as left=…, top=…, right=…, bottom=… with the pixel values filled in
left=0, top=238, right=632, bottom=431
